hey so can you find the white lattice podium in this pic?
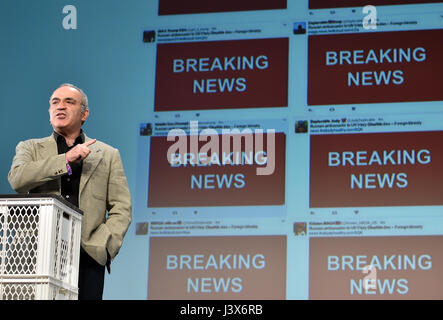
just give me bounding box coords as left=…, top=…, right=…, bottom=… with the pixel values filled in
left=0, top=194, right=82, bottom=300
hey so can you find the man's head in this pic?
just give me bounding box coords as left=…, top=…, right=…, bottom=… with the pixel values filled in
left=49, top=83, right=89, bottom=135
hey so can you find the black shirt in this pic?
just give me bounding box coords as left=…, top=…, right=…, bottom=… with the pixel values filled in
left=54, top=131, right=84, bottom=208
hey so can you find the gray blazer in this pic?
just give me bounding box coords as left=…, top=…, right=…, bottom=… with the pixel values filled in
left=8, top=133, right=132, bottom=266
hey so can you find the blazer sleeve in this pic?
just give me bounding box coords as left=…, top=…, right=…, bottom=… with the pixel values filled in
left=103, top=148, right=132, bottom=260
left=8, top=140, right=67, bottom=193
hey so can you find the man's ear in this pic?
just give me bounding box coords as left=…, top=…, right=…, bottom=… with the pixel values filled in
left=81, top=108, right=89, bottom=125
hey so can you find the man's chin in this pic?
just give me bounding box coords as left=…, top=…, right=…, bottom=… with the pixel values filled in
left=51, top=123, right=68, bottom=131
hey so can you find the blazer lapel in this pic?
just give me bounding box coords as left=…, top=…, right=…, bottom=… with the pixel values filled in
left=35, top=134, right=61, bottom=191
left=79, top=137, right=103, bottom=197
left=36, top=134, right=58, bottom=160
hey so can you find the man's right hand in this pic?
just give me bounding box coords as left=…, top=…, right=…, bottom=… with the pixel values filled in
left=65, top=139, right=97, bottom=163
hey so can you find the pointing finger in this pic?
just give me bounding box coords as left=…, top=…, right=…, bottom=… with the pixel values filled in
left=84, top=139, right=97, bottom=147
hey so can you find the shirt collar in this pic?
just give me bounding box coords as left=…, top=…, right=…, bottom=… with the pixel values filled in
left=53, top=130, right=85, bottom=144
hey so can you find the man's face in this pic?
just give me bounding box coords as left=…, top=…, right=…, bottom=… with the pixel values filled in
left=49, top=86, right=89, bottom=134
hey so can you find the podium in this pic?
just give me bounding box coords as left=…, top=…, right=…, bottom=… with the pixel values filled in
left=0, top=194, right=82, bottom=300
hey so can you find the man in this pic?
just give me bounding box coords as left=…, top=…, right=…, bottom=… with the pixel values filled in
left=8, top=83, right=132, bottom=300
